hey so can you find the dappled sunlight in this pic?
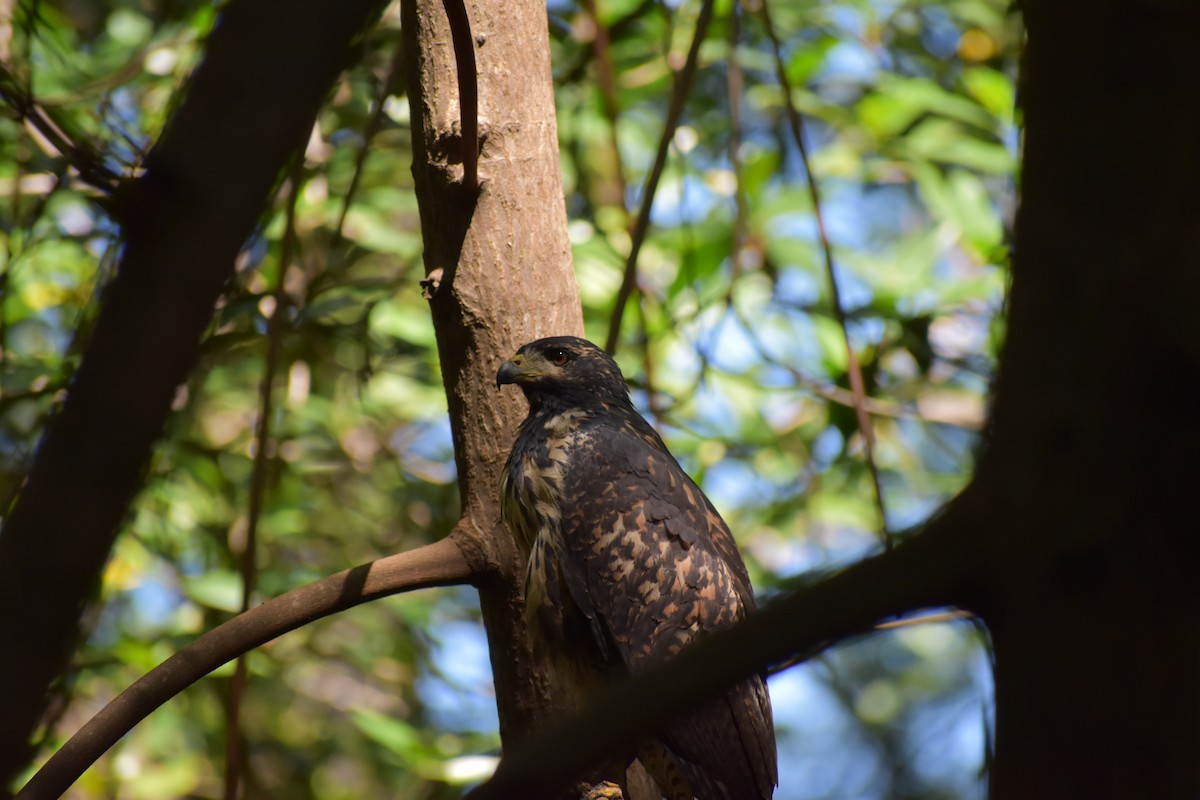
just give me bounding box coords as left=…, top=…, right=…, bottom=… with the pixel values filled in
left=1, top=0, right=1015, bottom=795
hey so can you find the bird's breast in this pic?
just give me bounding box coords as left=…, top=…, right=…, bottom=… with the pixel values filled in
left=501, top=408, right=590, bottom=552
left=500, top=408, right=594, bottom=647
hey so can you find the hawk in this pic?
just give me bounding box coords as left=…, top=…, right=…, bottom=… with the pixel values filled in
left=497, top=336, right=777, bottom=800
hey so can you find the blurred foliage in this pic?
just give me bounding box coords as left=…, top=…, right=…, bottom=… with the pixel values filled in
left=0, top=0, right=1017, bottom=797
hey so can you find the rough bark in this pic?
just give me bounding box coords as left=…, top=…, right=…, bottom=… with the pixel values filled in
left=0, top=0, right=386, bottom=787
left=979, top=3, right=1200, bottom=797
left=400, top=0, right=585, bottom=749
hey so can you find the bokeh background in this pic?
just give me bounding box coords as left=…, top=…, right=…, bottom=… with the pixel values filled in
left=0, top=0, right=1017, bottom=796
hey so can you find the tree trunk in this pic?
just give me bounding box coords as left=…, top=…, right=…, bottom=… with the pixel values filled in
left=980, top=3, right=1200, bottom=796
left=400, top=0, right=584, bottom=749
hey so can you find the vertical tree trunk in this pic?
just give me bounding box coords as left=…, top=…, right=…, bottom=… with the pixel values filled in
left=981, top=3, right=1200, bottom=797
left=401, top=0, right=584, bottom=747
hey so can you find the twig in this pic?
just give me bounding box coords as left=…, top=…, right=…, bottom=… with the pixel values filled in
left=726, top=0, right=748, bottom=286
left=758, top=0, right=892, bottom=549
left=0, top=0, right=390, bottom=782
left=725, top=295, right=982, bottom=430
left=555, top=0, right=658, bottom=85
left=584, top=0, right=668, bottom=421
left=875, top=608, right=974, bottom=630
left=634, top=298, right=665, bottom=424
left=769, top=608, right=977, bottom=675
left=0, top=64, right=122, bottom=195
left=333, top=35, right=406, bottom=246
left=440, top=0, right=478, bottom=192
left=582, top=0, right=628, bottom=206
left=16, top=537, right=475, bottom=800
left=464, top=489, right=985, bottom=800
left=222, top=162, right=302, bottom=800
left=604, top=0, right=716, bottom=354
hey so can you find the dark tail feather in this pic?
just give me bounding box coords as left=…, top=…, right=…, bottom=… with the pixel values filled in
left=662, top=675, right=777, bottom=799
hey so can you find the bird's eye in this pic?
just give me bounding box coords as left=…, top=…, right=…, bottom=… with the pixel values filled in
left=546, top=348, right=570, bottom=366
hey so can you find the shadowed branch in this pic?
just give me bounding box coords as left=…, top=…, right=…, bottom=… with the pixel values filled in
left=0, top=0, right=388, bottom=781
left=466, top=488, right=988, bottom=800
left=441, top=0, right=479, bottom=192
left=17, top=537, right=475, bottom=800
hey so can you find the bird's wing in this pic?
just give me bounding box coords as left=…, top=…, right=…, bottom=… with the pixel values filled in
left=557, top=421, right=777, bottom=799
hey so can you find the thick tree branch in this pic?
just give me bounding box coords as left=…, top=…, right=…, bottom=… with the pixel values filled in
left=466, top=488, right=989, bottom=800
left=16, top=537, right=474, bottom=800
left=0, top=0, right=387, bottom=783
left=977, top=5, right=1200, bottom=796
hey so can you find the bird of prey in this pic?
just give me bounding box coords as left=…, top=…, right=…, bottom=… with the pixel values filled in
left=497, top=336, right=777, bottom=800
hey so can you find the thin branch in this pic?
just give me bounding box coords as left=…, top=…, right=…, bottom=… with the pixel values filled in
left=726, top=297, right=983, bottom=430
left=604, top=0, right=716, bottom=355
left=333, top=35, right=406, bottom=246
left=223, top=163, right=302, bottom=800
left=582, top=0, right=629, bottom=206
left=555, top=0, right=658, bottom=86
left=0, top=63, right=122, bottom=195
left=585, top=0, right=670, bottom=425
left=16, top=537, right=475, bottom=800
left=726, top=0, right=748, bottom=285
left=441, top=0, right=478, bottom=192
left=758, top=0, right=892, bottom=550
left=769, top=608, right=976, bottom=675
left=634, top=297, right=665, bottom=425
left=875, top=608, right=974, bottom=630
left=465, top=488, right=987, bottom=800
left=0, top=0, right=390, bottom=781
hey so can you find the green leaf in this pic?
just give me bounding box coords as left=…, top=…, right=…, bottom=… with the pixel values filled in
left=963, top=67, right=1015, bottom=121
left=370, top=299, right=436, bottom=346
left=858, top=75, right=995, bottom=140
left=350, top=709, right=422, bottom=758
left=904, top=119, right=1015, bottom=174
left=181, top=571, right=242, bottom=613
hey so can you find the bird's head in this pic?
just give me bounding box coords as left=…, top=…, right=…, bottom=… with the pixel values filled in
left=496, top=336, right=630, bottom=410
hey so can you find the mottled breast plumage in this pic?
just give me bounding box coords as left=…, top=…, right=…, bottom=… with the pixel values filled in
left=498, top=336, right=777, bottom=800
left=501, top=405, right=594, bottom=651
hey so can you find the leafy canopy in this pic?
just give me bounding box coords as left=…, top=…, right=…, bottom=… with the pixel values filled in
left=0, top=0, right=1015, bottom=797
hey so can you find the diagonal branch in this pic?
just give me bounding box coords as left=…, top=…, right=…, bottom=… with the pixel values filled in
left=465, top=487, right=988, bottom=800
left=16, top=536, right=475, bottom=800
left=604, top=0, right=716, bottom=354
left=0, top=0, right=389, bottom=784
left=333, top=34, right=407, bottom=245
left=759, top=0, right=892, bottom=549
left=0, top=64, right=122, bottom=195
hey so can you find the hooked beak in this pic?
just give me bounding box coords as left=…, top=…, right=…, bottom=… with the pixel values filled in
left=496, top=356, right=526, bottom=390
